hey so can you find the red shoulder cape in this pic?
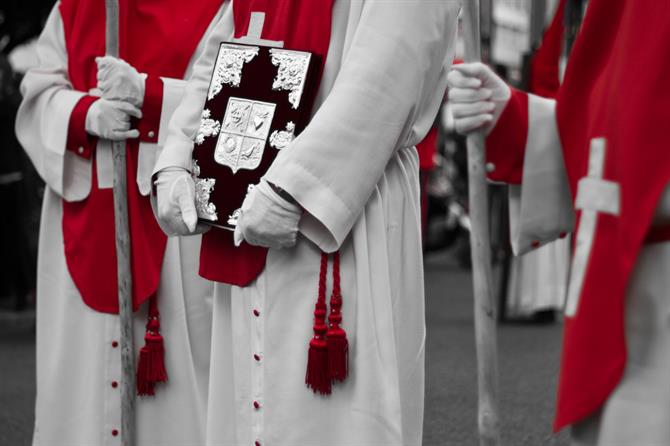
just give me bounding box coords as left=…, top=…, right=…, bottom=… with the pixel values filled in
left=58, top=0, right=222, bottom=313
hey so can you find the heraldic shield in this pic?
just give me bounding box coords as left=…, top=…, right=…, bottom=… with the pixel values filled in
left=192, top=42, right=320, bottom=230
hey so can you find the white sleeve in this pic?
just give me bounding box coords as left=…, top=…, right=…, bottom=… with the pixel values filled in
left=15, top=2, right=92, bottom=201
left=265, top=0, right=461, bottom=252
left=508, top=94, right=575, bottom=255
left=152, top=3, right=235, bottom=175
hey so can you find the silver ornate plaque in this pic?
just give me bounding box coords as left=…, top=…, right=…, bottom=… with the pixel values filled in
left=192, top=161, right=218, bottom=221
left=195, top=109, right=221, bottom=145
left=269, top=48, right=311, bottom=109
left=269, top=121, right=296, bottom=150
left=214, top=97, right=276, bottom=174
left=208, top=44, right=260, bottom=100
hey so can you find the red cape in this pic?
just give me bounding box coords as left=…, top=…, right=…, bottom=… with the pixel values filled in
left=489, top=0, right=670, bottom=431
left=59, top=0, right=221, bottom=313
left=529, top=0, right=565, bottom=99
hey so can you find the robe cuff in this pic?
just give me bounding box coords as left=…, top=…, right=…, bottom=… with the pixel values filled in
left=265, top=162, right=354, bottom=253
left=138, top=75, right=164, bottom=143
left=66, top=95, right=98, bottom=160
left=486, top=88, right=528, bottom=184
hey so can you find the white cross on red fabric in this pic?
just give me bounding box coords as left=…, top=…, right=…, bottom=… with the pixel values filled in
left=565, top=137, right=621, bottom=317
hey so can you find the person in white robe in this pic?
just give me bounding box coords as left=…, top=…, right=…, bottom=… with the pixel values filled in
left=15, top=2, right=226, bottom=445
left=154, top=1, right=461, bottom=445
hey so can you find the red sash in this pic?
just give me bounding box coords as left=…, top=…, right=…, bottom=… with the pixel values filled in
left=58, top=0, right=222, bottom=313
left=199, top=0, right=335, bottom=286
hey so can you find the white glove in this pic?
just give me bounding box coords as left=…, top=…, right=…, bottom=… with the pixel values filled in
left=85, top=98, right=142, bottom=140
left=446, top=62, right=511, bottom=135
left=155, top=168, right=209, bottom=236
left=233, top=180, right=302, bottom=250
left=96, top=56, right=146, bottom=108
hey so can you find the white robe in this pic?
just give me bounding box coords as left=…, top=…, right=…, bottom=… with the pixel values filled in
left=505, top=239, right=569, bottom=318
left=506, top=94, right=670, bottom=445
left=155, top=1, right=461, bottom=444
left=15, top=3, right=224, bottom=445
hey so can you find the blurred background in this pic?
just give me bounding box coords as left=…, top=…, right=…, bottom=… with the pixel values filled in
left=0, top=0, right=587, bottom=444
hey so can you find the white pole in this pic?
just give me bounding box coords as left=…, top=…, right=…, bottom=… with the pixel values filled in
left=104, top=1, right=136, bottom=445
left=462, top=1, right=502, bottom=445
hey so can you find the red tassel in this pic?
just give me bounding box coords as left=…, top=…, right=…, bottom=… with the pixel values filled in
left=306, top=334, right=331, bottom=395
left=137, top=296, right=168, bottom=396
left=306, top=253, right=332, bottom=395
left=327, top=251, right=348, bottom=383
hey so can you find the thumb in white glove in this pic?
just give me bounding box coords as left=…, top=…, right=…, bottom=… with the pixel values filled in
left=96, top=56, right=147, bottom=108
left=85, top=98, right=142, bottom=140
left=155, top=167, right=209, bottom=236
left=233, top=180, right=302, bottom=250
left=446, top=62, right=511, bottom=135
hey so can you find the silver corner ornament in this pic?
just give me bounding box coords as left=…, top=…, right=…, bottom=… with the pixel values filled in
left=208, top=43, right=260, bottom=100
left=269, top=48, right=311, bottom=109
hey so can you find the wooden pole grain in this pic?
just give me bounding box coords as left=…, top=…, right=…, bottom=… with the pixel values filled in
left=104, top=1, right=136, bottom=445
left=461, top=1, right=502, bottom=445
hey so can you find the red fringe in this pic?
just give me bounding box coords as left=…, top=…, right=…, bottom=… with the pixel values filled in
left=306, top=253, right=331, bottom=394
left=327, top=331, right=348, bottom=382
left=137, top=296, right=168, bottom=396
left=306, top=337, right=331, bottom=395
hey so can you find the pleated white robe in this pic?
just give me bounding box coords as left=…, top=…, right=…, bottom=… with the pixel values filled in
left=155, top=1, right=461, bottom=444
left=15, top=3, right=225, bottom=445
left=506, top=239, right=569, bottom=318
left=507, top=94, right=670, bottom=446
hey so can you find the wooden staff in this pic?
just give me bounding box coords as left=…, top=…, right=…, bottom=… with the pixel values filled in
left=461, top=1, right=501, bottom=445
left=105, top=1, right=136, bottom=445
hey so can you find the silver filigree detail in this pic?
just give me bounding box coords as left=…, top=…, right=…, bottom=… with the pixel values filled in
left=226, top=185, right=255, bottom=227
left=214, top=97, right=276, bottom=174
left=269, top=122, right=296, bottom=150
left=208, top=44, right=259, bottom=100
left=269, top=48, right=311, bottom=109
left=192, top=161, right=217, bottom=221
left=227, top=209, right=241, bottom=226
left=195, top=109, right=221, bottom=145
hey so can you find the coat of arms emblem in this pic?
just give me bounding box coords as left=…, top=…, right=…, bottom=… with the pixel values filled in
left=214, top=97, right=277, bottom=173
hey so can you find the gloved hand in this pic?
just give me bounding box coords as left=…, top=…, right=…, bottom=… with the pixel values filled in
left=155, top=167, right=209, bottom=236
left=233, top=180, right=302, bottom=250
left=446, top=62, right=511, bottom=135
left=96, top=56, right=146, bottom=108
left=85, top=98, right=142, bottom=140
